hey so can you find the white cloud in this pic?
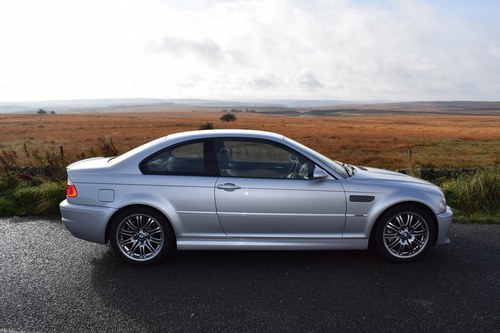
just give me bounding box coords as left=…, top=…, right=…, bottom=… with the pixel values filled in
left=0, top=0, right=499, bottom=101
left=148, top=37, right=222, bottom=59
left=299, top=71, right=324, bottom=90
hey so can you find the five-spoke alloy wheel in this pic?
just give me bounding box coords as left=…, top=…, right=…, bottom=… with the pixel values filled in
left=374, top=205, right=435, bottom=262
left=110, top=207, right=174, bottom=265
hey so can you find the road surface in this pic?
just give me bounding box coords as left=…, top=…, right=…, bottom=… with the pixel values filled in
left=0, top=217, right=499, bottom=332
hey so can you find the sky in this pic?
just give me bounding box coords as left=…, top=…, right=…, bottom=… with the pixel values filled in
left=0, top=0, right=499, bottom=102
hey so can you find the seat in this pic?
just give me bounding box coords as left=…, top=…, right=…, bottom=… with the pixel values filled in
left=217, top=148, right=238, bottom=177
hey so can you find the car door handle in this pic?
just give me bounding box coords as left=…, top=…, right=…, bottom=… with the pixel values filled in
left=216, top=183, right=241, bottom=191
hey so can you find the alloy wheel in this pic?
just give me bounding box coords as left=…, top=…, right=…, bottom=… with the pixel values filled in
left=382, top=211, right=430, bottom=259
left=116, top=214, right=165, bottom=261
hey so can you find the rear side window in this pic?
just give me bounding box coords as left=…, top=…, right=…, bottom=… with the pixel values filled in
left=142, top=141, right=207, bottom=176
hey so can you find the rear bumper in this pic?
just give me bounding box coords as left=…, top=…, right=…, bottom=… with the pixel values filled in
left=60, top=200, right=116, bottom=244
left=435, top=206, right=453, bottom=246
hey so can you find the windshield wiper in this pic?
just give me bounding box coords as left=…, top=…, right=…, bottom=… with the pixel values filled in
left=348, top=164, right=357, bottom=175
left=344, top=164, right=353, bottom=177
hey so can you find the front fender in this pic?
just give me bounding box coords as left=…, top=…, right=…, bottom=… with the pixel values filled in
left=343, top=187, right=441, bottom=239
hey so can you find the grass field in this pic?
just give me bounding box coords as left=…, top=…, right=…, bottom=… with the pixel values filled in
left=0, top=111, right=499, bottom=220
left=1, top=112, right=499, bottom=169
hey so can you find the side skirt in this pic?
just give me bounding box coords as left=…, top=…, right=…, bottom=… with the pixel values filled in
left=177, top=238, right=368, bottom=251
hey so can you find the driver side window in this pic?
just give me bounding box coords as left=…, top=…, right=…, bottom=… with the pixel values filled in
left=215, top=139, right=315, bottom=179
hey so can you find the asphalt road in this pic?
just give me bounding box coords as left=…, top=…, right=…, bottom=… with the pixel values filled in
left=0, top=218, right=499, bottom=333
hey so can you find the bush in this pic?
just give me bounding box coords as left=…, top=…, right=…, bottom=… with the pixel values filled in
left=199, top=122, right=215, bottom=130
left=0, top=137, right=134, bottom=216
left=0, top=173, right=65, bottom=217
left=441, top=168, right=499, bottom=217
left=12, top=186, right=38, bottom=216
left=0, top=176, right=37, bottom=216
left=220, top=113, right=237, bottom=122
left=35, top=181, right=66, bottom=215
left=100, top=136, right=119, bottom=157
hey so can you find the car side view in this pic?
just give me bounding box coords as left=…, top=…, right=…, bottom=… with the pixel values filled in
left=60, top=129, right=452, bottom=265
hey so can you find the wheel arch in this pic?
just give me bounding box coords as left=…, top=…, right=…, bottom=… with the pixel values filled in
left=105, top=204, right=176, bottom=248
left=368, top=201, right=439, bottom=249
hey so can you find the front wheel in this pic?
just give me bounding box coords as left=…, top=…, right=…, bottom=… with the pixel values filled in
left=373, top=205, right=435, bottom=262
left=109, top=207, right=174, bottom=265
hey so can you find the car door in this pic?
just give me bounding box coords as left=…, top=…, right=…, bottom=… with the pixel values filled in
left=214, top=139, right=347, bottom=238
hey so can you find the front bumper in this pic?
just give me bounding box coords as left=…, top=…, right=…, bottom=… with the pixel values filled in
left=60, top=200, right=117, bottom=244
left=435, top=206, right=453, bottom=246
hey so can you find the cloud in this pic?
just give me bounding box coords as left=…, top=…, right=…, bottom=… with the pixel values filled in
left=299, top=71, right=324, bottom=90
left=252, top=77, right=275, bottom=88
left=1, top=0, right=499, bottom=100
left=145, top=35, right=248, bottom=69
left=140, top=0, right=500, bottom=100
left=147, top=36, right=222, bottom=61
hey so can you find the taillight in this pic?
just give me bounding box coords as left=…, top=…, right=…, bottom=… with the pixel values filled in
left=66, top=178, right=78, bottom=197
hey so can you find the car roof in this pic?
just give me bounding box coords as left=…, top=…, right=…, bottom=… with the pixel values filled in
left=166, top=129, right=285, bottom=142
left=108, top=129, right=287, bottom=167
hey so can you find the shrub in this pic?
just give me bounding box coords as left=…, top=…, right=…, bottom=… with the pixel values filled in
left=0, top=198, right=17, bottom=216
left=0, top=175, right=65, bottom=217
left=199, top=122, right=215, bottom=130
left=220, top=113, right=237, bottom=122
left=35, top=181, right=66, bottom=215
left=100, top=136, right=119, bottom=157
left=441, top=168, right=499, bottom=215
left=12, top=186, right=38, bottom=216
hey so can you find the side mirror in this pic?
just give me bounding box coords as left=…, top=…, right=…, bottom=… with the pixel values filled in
left=313, top=168, right=329, bottom=180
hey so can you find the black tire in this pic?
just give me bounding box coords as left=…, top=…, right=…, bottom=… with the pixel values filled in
left=373, top=205, right=435, bottom=262
left=109, top=207, right=174, bottom=265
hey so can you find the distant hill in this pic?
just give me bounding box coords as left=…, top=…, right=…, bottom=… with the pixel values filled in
left=0, top=98, right=287, bottom=113
left=0, top=98, right=174, bottom=113
left=1, top=99, right=499, bottom=115
left=300, top=101, right=500, bottom=116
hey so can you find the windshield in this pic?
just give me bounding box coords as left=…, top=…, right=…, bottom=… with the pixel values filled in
left=284, top=137, right=349, bottom=178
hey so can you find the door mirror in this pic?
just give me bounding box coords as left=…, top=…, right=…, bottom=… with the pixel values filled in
left=313, top=168, right=329, bottom=180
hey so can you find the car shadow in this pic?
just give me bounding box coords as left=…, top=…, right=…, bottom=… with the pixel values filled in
left=89, top=247, right=452, bottom=332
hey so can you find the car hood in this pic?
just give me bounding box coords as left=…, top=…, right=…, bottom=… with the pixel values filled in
left=351, top=166, right=432, bottom=186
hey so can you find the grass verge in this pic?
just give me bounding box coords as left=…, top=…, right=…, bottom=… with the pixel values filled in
left=441, top=168, right=499, bottom=224
left=0, top=143, right=498, bottom=223
left=0, top=173, right=65, bottom=216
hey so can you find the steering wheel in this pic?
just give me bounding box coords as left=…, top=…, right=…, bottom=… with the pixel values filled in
left=285, top=154, right=311, bottom=179
left=286, top=162, right=310, bottom=179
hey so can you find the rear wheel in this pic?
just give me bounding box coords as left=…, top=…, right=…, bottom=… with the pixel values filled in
left=110, top=207, right=174, bottom=265
left=374, top=205, right=435, bottom=262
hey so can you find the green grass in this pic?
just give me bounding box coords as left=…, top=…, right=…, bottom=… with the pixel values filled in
left=441, top=168, right=500, bottom=223
left=0, top=173, right=65, bottom=217
left=0, top=144, right=68, bottom=216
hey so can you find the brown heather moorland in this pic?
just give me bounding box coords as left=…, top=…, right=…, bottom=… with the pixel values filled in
left=0, top=111, right=499, bottom=170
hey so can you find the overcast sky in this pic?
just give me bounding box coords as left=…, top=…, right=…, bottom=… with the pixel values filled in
left=1, top=0, right=499, bottom=102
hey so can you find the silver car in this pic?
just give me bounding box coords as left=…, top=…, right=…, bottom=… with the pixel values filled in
left=60, top=129, right=452, bottom=265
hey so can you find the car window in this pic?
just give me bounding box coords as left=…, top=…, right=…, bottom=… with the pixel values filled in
left=284, top=137, right=348, bottom=178
left=142, top=141, right=207, bottom=175
left=216, top=139, right=315, bottom=179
